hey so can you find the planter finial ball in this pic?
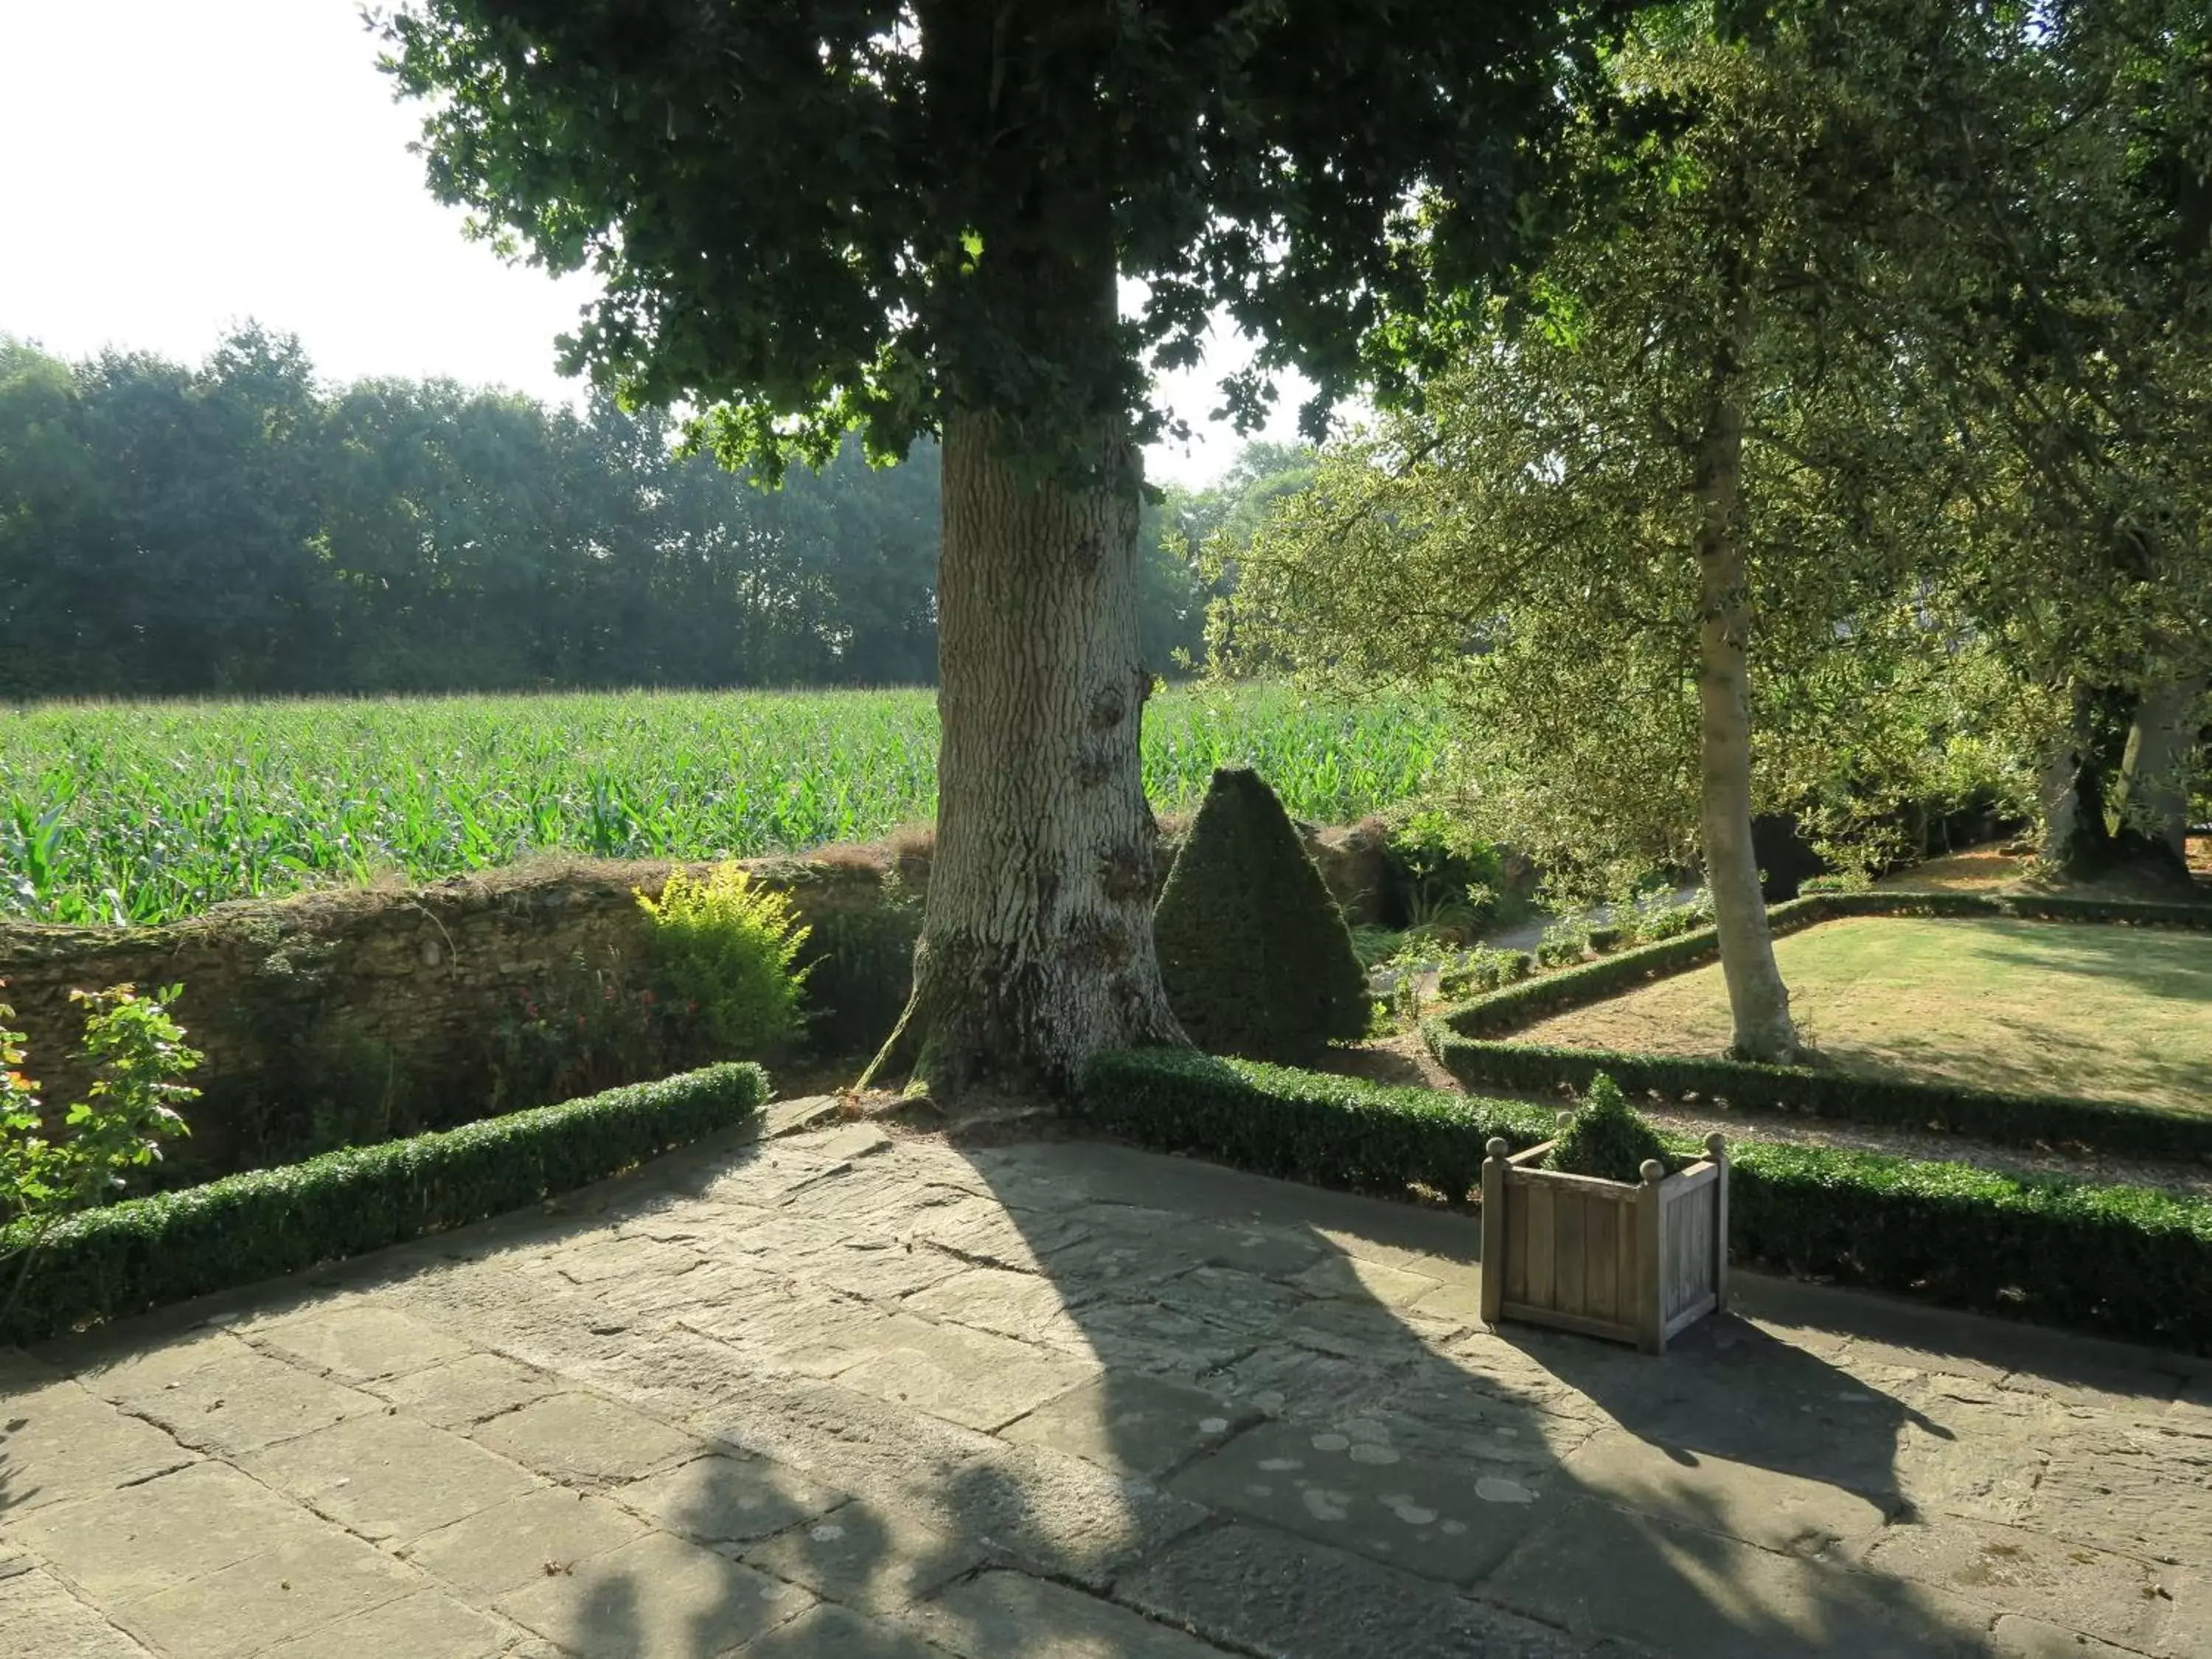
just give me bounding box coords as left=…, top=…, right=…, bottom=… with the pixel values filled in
left=1485, top=1137, right=1509, bottom=1158
left=1639, top=1158, right=1666, bottom=1184
left=1555, top=1109, right=1575, bottom=1130
left=1705, top=1132, right=1727, bottom=1158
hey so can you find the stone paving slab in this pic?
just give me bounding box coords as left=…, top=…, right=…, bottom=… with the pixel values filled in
left=8, top=1121, right=2212, bottom=1657
left=617, top=1454, right=844, bottom=1548
left=0, top=1563, right=159, bottom=1659
left=492, top=1530, right=810, bottom=1658
left=399, top=1486, right=649, bottom=1598
left=240, top=1413, right=540, bottom=1544
left=0, top=1377, right=196, bottom=1516
left=111, top=1524, right=423, bottom=1659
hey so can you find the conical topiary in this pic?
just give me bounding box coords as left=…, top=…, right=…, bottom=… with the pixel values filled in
left=1548, top=1074, right=1673, bottom=1183
left=1152, top=767, right=1371, bottom=1062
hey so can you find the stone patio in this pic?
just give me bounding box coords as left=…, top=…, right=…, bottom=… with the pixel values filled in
left=5, top=1105, right=2211, bottom=1658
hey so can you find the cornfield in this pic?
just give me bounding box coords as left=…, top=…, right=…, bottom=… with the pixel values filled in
left=1, top=686, right=1448, bottom=926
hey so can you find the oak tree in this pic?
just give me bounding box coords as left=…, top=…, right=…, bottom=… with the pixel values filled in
left=380, top=0, right=1621, bottom=1094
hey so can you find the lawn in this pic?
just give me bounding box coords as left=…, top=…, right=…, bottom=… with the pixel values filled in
left=1516, top=916, right=2212, bottom=1113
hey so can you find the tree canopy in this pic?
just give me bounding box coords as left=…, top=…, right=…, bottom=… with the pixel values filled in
left=382, top=0, right=1642, bottom=1096
left=382, top=0, right=1622, bottom=471
left=0, top=330, right=1293, bottom=700
left=1214, top=1, right=2113, bottom=1058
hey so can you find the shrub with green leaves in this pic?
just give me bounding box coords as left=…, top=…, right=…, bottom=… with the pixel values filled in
left=638, top=864, right=812, bottom=1057
left=1436, top=947, right=1535, bottom=1001
left=2, top=981, right=202, bottom=1322
left=2, top=983, right=201, bottom=1228
left=1535, top=917, right=1593, bottom=967
left=1152, top=768, right=1371, bottom=1062
left=1623, top=888, right=1714, bottom=943
left=1385, top=806, right=1506, bottom=938
left=1797, top=872, right=1872, bottom=896
left=1077, top=1047, right=1554, bottom=1200
left=0, top=1062, right=768, bottom=1346
left=1547, top=1073, right=1672, bottom=1183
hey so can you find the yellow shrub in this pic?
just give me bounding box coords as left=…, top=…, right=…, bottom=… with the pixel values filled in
left=636, top=866, right=812, bottom=1057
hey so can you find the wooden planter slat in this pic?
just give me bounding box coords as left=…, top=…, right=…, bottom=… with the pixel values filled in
left=1481, top=1130, right=1729, bottom=1354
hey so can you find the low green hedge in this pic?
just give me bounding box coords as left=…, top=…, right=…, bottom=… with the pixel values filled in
left=1, top=1062, right=768, bottom=1346
left=1728, top=1139, right=2212, bottom=1354
left=1422, top=1029, right=2212, bottom=1164
left=1077, top=1047, right=2212, bottom=1352
left=1075, top=1048, right=1556, bottom=1200
left=1425, top=888, right=2212, bottom=1158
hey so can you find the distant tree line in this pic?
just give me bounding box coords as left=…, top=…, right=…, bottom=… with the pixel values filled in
left=0, top=328, right=1294, bottom=700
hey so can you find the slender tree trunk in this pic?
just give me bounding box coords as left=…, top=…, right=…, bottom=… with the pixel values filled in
left=1691, top=293, right=1798, bottom=1064
left=862, top=406, right=1183, bottom=1098
left=2115, top=672, right=2206, bottom=871
left=2038, top=731, right=2097, bottom=870
left=2039, top=683, right=2126, bottom=877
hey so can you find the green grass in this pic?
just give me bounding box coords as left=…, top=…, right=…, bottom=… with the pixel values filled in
left=1518, top=916, right=2212, bottom=1113
left=0, top=684, right=1446, bottom=926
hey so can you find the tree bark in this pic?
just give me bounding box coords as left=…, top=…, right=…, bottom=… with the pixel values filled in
left=2039, top=683, right=2123, bottom=876
left=1691, top=294, right=1799, bottom=1064
left=2114, top=672, right=2206, bottom=871
left=861, top=406, right=1184, bottom=1098
left=866, top=5, right=1186, bottom=1099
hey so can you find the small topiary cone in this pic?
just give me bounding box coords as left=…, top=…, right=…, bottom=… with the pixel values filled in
left=1548, top=1073, right=1673, bottom=1184
left=1152, top=767, right=1371, bottom=1062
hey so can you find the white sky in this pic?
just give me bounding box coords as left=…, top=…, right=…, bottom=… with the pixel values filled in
left=0, top=0, right=1307, bottom=488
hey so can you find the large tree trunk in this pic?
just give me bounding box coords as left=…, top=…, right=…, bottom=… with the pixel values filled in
left=1691, top=295, right=1798, bottom=1064
left=865, top=7, right=1186, bottom=1099
left=863, top=407, right=1183, bottom=1098
left=2114, top=672, right=2206, bottom=870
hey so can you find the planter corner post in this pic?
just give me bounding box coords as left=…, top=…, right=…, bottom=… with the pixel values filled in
left=1480, top=1136, right=1509, bottom=1328
left=1638, top=1158, right=1667, bottom=1354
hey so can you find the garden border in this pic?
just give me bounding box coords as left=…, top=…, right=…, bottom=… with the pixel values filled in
left=1078, top=1048, right=2212, bottom=1353
left=1421, top=889, right=2212, bottom=1161
left=0, top=1061, right=769, bottom=1346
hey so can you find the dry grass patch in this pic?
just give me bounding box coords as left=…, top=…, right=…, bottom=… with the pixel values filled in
left=1517, top=916, right=2212, bottom=1113
left=1874, top=844, right=2028, bottom=894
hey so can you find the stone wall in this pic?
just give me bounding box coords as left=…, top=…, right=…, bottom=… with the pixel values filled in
left=0, top=851, right=917, bottom=1180
left=0, top=818, right=1393, bottom=1181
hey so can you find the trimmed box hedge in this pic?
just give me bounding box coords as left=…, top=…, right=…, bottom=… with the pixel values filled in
left=1075, top=1048, right=1556, bottom=1200
left=1423, top=888, right=2212, bottom=1161
left=1078, top=1047, right=2212, bottom=1352
left=1728, top=1138, right=2212, bottom=1355
left=0, top=1062, right=768, bottom=1346
left=1423, top=1029, right=2212, bottom=1164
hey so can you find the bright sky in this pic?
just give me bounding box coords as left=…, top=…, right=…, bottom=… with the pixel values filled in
left=0, top=1, right=1306, bottom=488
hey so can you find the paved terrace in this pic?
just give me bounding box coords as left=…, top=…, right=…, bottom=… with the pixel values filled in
left=4, top=1105, right=2210, bottom=1659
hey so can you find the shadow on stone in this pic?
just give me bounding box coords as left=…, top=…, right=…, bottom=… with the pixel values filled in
left=10, top=1106, right=2200, bottom=1657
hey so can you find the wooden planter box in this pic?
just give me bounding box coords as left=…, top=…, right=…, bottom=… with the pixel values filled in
left=1479, top=1130, right=1730, bottom=1353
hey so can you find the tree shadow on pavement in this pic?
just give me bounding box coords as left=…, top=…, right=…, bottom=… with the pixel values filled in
left=8, top=1110, right=2197, bottom=1658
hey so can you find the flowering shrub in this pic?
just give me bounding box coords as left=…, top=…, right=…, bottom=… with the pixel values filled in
left=1, top=980, right=201, bottom=1318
